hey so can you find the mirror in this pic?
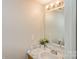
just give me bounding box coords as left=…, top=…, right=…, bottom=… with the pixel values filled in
left=45, top=1, right=64, bottom=46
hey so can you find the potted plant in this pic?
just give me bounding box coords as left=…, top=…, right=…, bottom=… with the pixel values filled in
left=39, top=37, right=49, bottom=48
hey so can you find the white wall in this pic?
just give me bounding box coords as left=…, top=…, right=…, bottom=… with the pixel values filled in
left=2, top=0, right=43, bottom=59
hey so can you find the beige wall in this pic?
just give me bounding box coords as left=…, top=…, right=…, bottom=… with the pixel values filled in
left=2, top=0, right=44, bottom=59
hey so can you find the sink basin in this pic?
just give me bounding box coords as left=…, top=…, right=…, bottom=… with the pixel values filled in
left=38, top=48, right=63, bottom=59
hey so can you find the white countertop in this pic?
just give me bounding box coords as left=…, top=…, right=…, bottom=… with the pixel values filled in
left=27, top=44, right=64, bottom=59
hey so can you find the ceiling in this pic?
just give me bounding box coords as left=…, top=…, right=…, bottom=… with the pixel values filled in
left=36, top=0, right=56, bottom=5
left=35, top=0, right=63, bottom=5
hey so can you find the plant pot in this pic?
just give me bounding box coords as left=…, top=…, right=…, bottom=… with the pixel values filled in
left=41, top=44, right=47, bottom=48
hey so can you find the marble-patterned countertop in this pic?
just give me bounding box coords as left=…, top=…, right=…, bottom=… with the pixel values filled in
left=27, top=43, right=64, bottom=59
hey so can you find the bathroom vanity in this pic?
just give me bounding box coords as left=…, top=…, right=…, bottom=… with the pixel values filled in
left=27, top=43, right=64, bottom=59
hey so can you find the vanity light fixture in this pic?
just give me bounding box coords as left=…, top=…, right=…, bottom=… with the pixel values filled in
left=45, top=0, right=64, bottom=12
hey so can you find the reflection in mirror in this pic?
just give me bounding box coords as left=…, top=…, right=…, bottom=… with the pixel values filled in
left=45, top=5, right=64, bottom=46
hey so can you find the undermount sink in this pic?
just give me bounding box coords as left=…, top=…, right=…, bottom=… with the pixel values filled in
left=38, top=51, right=62, bottom=59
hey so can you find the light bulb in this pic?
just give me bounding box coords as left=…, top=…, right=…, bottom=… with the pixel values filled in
left=45, top=5, right=50, bottom=10
left=56, top=1, right=60, bottom=4
left=50, top=3, right=54, bottom=7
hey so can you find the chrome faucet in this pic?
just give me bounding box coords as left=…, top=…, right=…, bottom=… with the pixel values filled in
left=58, top=41, right=61, bottom=45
